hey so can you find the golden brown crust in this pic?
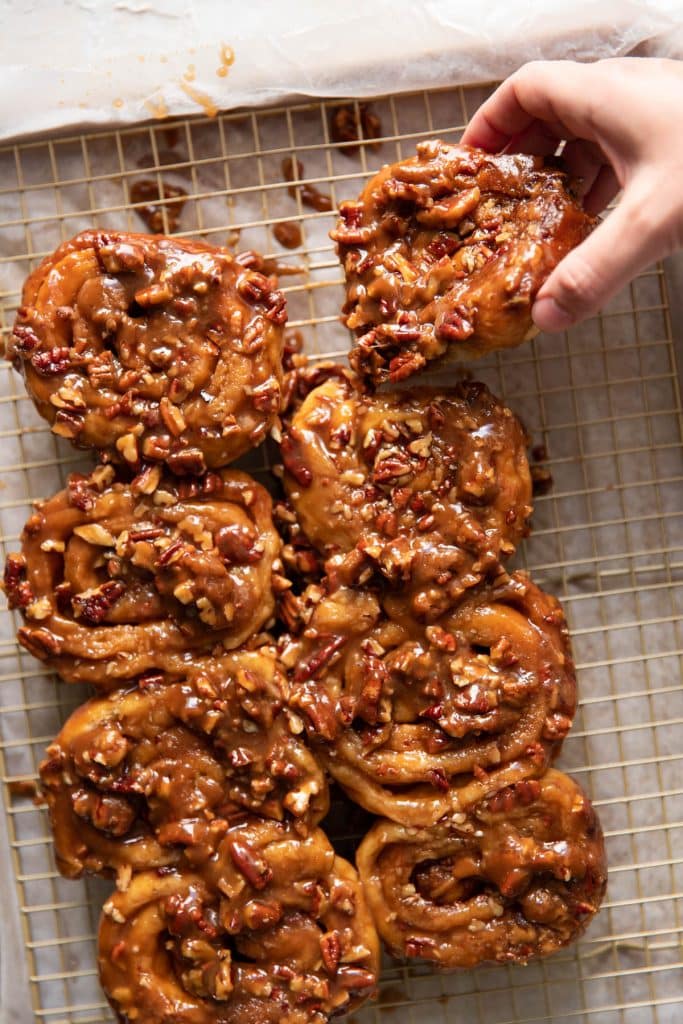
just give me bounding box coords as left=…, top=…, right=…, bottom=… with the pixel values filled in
left=284, top=572, right=576, bottom=826
left=40, top=646, right=329, bottom=881
left=331, top=141, right=593, bottom=384
left=3, top=464, right=280, bottom=685
left=8, top=230, right=285, bottom=472
left=281, top=373, right=532, bottom=620
left=99, top=820, right=380, bottom=1024
left=357, top=770, right=607, bottom=968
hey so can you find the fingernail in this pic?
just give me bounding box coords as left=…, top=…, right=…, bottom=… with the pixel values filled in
left=532, top=296, right=574, bottom=333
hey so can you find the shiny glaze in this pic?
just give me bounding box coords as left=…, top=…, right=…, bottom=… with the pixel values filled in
left=282, top=371, right=531, bottom=619
left=283, top=572, right=577, bottom=826
left=3, top=464, right=280, bottom=685
left=99, top=819, right=380, bottom=1024
left=357, top=770, right=607, bottom=967
left=40, top=646, right=328, bottom=881
left=331, top=141, right=593, bottom=384
left=8, top=230, right=285, bottom=472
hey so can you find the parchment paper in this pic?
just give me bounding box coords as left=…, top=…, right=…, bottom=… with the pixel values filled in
left=0, top=0, right=681, bottom=141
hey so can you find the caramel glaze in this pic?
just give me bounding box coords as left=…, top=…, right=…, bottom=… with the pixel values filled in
left=357, top=770, right=607, bottom=968
left=3, top=464, right=281, bottom=686
left=282, top=572, right=576, bottom=827
left=331, top=141, right=593, bottom=384
left=8, top=230, right=285, bottom=473
left=99, top=820, right=380, bottom=1024
left=40, top=645, right=329, bottom=882
left=281, top=371, right=532, bottom=620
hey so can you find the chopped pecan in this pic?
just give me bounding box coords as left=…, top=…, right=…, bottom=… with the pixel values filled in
left=53, top=409, right=84, bottom=439
left=156, top=539, right=185, bottom=567
left=31, top=346, right=72, bottom=376
left=487, top=779, right=541, bottom=814
left=3, top=553, right=33, bottom=609
left=389, top=350, right=427, bottom=383
left=166, top=447, right=206, bottom=476
left=251, top=379, right=281, bottom=412
left=17, top=626, right=63, bottom=658
left=291, top=688, right=339, bottom=742
left=437, top=308, right=475, bottom=343
left=67, top=474, right=97, bottom=511
left=335, top=966, right=376, bottom=991
left=242, top=899, right=282, bottom=930
left=405, top=937, right=438, bottom=957
left=11, top=322, right=40, bottom=354
left=354, top=658, right=386, bottom=725
left=280, top=434, right=312, bottom=487
left=71, top=581, right=126, bottom=623
left=427, top=768, right=450, bottom=793
left=372, top=454, right=412, bottom=483
left=292, top=635, right=346, bottom=682
left=321, top=929, right=342, bottom=974
left=216, top=524, right=261, bottom=565
left=87, top=351, right=116, bottom=388
left=228, top=840, right=273, bottom=890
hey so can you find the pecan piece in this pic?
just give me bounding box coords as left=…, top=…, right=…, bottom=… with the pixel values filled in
left=320, top=930, right=341, bottom=975
left=216, top=524, right=261, bottom=565
left=166, top=447, right=206, bottom=476
left=372, top=455, right=412, bottom=483
left=71, top=581, right=126, bottom=623
left=488, top=779, right=541, bottom=814
left=3, top=553, right=34, bottom=609
left=336, top=966, right=376, bottom=991
left=437, top=308, right=475, bottom=343
left=280, top=434, right=313, bottom=487
left=17, top=626, right=62, bottom=658
left=229, top=840, right=273, bottom=890
left=292, top=635, right=346, bottom=682
left=11, top=322, right=40, bottom=354
left=67, top=474, right=97, bottom=511
left=31, top=346, right=72, bottom=376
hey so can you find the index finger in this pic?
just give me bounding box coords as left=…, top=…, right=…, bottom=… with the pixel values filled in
left=461, top=60, right=600, bottom=151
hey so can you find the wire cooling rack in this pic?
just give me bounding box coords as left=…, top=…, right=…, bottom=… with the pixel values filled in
left=0, top=84, right=682, bottom=1024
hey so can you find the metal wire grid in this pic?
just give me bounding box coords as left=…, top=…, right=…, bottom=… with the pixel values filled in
left=0, top=84, right=682, bottom=1024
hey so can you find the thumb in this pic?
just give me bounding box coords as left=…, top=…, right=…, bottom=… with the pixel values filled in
left=531, top=187, right=668, bottom=332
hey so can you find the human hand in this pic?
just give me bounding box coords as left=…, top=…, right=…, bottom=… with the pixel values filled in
left=461, top=58, right=683, bottom=332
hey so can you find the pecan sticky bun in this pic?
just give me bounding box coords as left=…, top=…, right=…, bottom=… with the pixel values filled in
left=357, top=770, right=607, bottom=967
left=8, top=231, right=285, bottom=473
left=331, top=141, right=593, bottom=384
left=3, top=465, right=280, bottom=685
left=40, top=646, right=328, bottom=881
left=285, top=573, right=576, bottom=826
left=99, top=819, right=380, bottom=1023
left=281, top=373, right=531, bottom=619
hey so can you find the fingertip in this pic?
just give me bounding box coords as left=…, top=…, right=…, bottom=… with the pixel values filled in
left=531, top=296, right=574, bottom=333
left=460, top=118, right=510, bottom=153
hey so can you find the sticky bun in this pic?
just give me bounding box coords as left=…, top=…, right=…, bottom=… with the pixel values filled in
left=4, top=465, right=280, bottom=685
left=357, top=770, right=607, bottom=967
left=8, top=231, right=285, bottom=472
left=331, top=141, right=592, bottom=383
